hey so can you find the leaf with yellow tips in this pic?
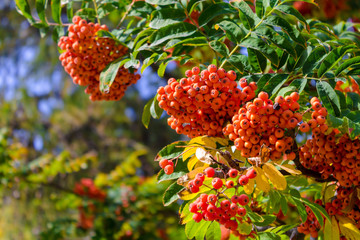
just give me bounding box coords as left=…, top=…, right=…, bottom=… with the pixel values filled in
left=274, top=163, right=301, bottom=175
left=337, top=215, right=360, bottom=240
left=262, top=163, right=287, bottom=191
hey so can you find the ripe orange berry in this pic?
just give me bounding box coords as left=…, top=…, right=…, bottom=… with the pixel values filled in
left=299, top=122, right=310, bottom=132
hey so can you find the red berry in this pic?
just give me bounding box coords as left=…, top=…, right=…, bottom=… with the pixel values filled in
left=238, top=175, right=249, bottom=185
left=194, top=177, right=203, bottom=187
left=159, top=159, right=169, bottom=169
left=228, top=168, right=238, bottom=178
left=196, top=173, right=205, bottom=182
left=207, top=204, right=216, bottom=213
left=246, top=168, right=257, bottom=179
left=237, top=207, right=246, bottom=217
left=190, top=185, right=199, bottom=193
left=192, top=67, right=200, bottom=75
left=197, top=202, right=207, bottom=211
left=164, top=165, right=174, bottom=175
left=208, top=194, right=217, bottom=204
left=193, top=212, right=203, bottom=222
left=204, top=167, right=215, bottom=178
left=238, top=194, right=249, bottom=206
left=221, top=199, right=231, bottom=210
left=230, top=203, right=238, bottom=212
left=189, top=203, right=198, bottom=213
left=212, top=178, right=223, bottom=189
left=225, top=180, right=234, bottom=188
left=199, top=194, right=208, bottom=203
left=231, top=195, right=239, bottom=203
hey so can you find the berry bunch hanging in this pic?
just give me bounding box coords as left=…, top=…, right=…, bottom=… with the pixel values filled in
left=187, top=167, right=257, bottom=238
left=157, top=64, right=256, bottom=138
left=58, top=16, right=140, bottom=101
left=223, top=89, right=302, bottom=160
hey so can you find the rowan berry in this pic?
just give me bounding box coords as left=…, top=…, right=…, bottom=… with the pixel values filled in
left=238, top=194, right=249, bottom=206
left=246, top=168, right=257, bottom=179
left=237, top=207, right=246, bottom=217
left=159, top=159, right=169, bottom=169
left=192, top=212, right=203, bottom=222
left=238, top=175, right=249, bottom=185
left=225, top=180, right=235, bottom=188
left=212, top=178, right=223, bottom=189
left=164, top=165, right=174, bottom=175
left=228, top=168, right=238, bottom=178
left=207, top=194, right=217, bottom=204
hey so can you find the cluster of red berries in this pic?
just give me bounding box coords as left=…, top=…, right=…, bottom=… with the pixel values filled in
left=159, top=159, right=174, bottom=175
left=299, top=97, right=328, bottom=134
left=77, top=203, right=96, bottom=229
left=300, top=129, right=360, bottom=187
left=297, top=200, right=323, bottom=238
left=224, top=90, right=302, bottom=160
left=157, top=65, right=256, bottom=138
left=74, top=178, right=106, bottom=201
left=58, top=16, right=140, bottom=101
left=335, top=77, right=360, bottom=95
left=187, top=167, right=257, bottom=234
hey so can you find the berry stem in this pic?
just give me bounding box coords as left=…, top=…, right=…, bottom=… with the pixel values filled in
left=117, top=0, right=136, bottom=28
left=93, top=0, right=101, bottom=25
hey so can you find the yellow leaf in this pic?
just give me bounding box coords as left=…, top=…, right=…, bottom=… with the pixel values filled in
left=187, top=155, right=199, bottom=171
left=214, top=24, right=220, bottom=30
left=274, top=163, right=302, bottom=175
left=183, top=136, right=217, bottom=163
left=337, top=215, right=360, bottom=240
left=253, top=166, right=271, bottom=193
left=262, top=163, right=287, bottom=190
left=211, top=137, right=228, bottom=146
left=323, top=184, right=336, bottom=203
left=243, top=178, right=255, bottom=194
left=183, top=146, right=198, bottom=163
left=331, top=216, right=340, bottom=240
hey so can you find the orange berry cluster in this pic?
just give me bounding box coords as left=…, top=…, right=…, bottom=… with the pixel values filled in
left=299, top=130, right=360, bottom=187
left=297, top=200, right=323, bottom=238
left=298, top=97, right=328, bottom=134
left=224, top=90, right=302, bottom=160
left=77, top=203, right=96, bottom=229
left=74, top=178, right=106, bottom=201
left=188, top=167, right=256, bottom=237
left=58, top=16, right=140, bottom=101
left=157, top=65, right=255, bottom=138
left=335, top=77, right=360, bottom=95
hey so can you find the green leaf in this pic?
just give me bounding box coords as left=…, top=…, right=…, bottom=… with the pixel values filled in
left=231, top=1, right=256, bottom=30
left=316, top=81, right=341, bottom=116
left=205, top=221, right=221, bottom=240
left=256, top=74, right=272, bottom=94
left=166, top=37, right=208, bottom=49
left=280, top=195, right=288, bottom=215
left=275, top=5, right=308, bottom=28
left=35, top=0, right=47, bottom=24
left=335, top=56, right=360, bottom=76
left=254, top=215, right=277, bottom=227
left=317, top=45, right=357, bottom=78
left=289, top=78, right=307, bottom=94
left=163, top=182, right=184, bottom=206
left=150, top=9, right=186, bottom=29
left=347, top=92, right=360, bottom=110
left=302, top=45, right=327, bottom=75
left=300, top=197, right=331, bottom=225
left=51, top=0, right=62, bottom=24
left=247, top=48, right=267, bottom=73
left=255, top=26, right=297, bottom=59
left=99, top=60, right=123, bottom=93
left=227, top=54, right=246, bottom=74
left=241, top=37, right=279, bottom=66
left=67, top=0, right=74, bottom=22
left=187, top=0, right=206, bottom=14
left=158, top=159, right=188, bottom=182
left=217, top=20, right=245, bottom=43
left=245, top=205, right=264, bottom=222
left=185, top=220, right=211, bottom=239
left=258, top=232, right=281, bottom=240
left=291, top=196, right=307, bottom=222
left=198, top=3, right=236, bottom=27
left=265, top=15, right=305, bottom=47
left=209, top=40, right=229, bottom=57
left=145, top=0, right=177, bottom=5
left=195, top=221, right=211, bottom=240
left=149, top=22, right=197, bottom=47
left=129, top=1, right=155, bottom=18
left=76, top=8, right=97, bottom=21
left=263, top=74, right=289, bottom=97
left=150, top=94, right=164, bottom=119
left=157, top=141, right=188, bottom=160
left=15, top=0, right=35, bottom=23
left=142, top=98, right=153, bottom=129
left=255, top=0, right=267, bottom=19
